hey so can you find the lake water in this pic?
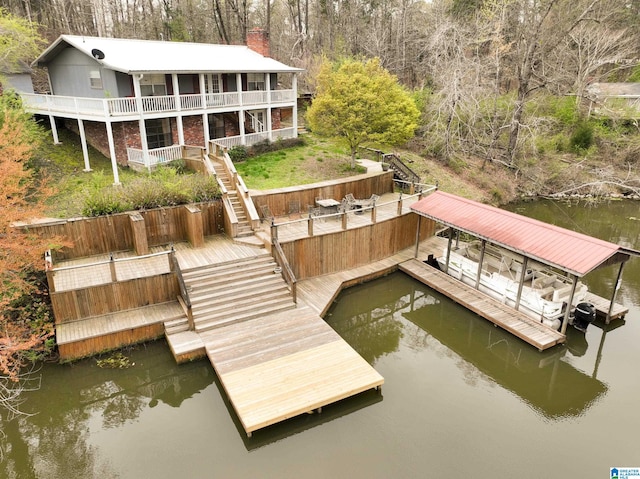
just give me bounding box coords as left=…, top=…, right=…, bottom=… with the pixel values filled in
left=2, top=199, right=640, bottom=478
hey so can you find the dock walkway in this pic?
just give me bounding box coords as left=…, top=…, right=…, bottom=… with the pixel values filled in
left=399, top=259, right=566, bottom=351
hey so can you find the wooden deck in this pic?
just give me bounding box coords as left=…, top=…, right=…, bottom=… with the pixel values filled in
left=585, top=291, right=628, bottom=323
left=198, top=306, right=383, bottom=436
left=264, top=192, right=422, bottom=243
left=399, top=259, right=566, bottom=351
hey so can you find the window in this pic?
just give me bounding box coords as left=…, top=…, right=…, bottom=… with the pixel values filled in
left=89, top=70, right=103, bottom=89
left=247, top=73, right=265, bottom=91
left=146, top=119, right=172, bottom=149
left=208, top=114, right=225, bottom=139
left=140, top=74, right=167, bottom=96
left=205, top=74, right=221, bottom=94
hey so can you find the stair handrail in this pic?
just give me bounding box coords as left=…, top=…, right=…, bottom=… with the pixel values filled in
left=383, top=153, right=420, bottom=184
left=272, top=239, right=297, bottom=304
left=169, top=248, right=193, bottom=330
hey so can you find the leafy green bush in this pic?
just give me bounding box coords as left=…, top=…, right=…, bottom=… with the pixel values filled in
left=82, top=171, right=221, bottom=217
left=228, top=145, right=248, bottom=162
left=570, top=122, right=594, bottom=153
left=627, top=65, right=640, bottom=82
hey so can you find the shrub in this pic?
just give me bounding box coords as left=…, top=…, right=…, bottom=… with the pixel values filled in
left=228, top=145, right=248, bottom=162
left=570, top=122, right=594, bottom=153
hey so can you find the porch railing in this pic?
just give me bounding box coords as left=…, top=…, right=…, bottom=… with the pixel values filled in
left=21, top=89, right=296, bottom=118
left=127, top=144, right=187, bottom=168
left=211, top=127, right=296, bottom=149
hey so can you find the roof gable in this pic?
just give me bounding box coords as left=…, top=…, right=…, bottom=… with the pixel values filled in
left=33, top=35, right=302, bottom=74
left=411, top=191, right=638, bottom=277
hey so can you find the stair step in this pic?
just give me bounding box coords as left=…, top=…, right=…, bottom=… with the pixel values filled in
left=186, top=262, right=277, bottom=288
left=182, top=254, right=273, bottom=278
left=194, top=300, right=296, bottom=332
left=189, top=268, right=282, bottom=294
left=189, top=275, right=285, bottom=302
left=193, top=289, right=292, bottom=319
left=164, top=317, right=189, bottom=335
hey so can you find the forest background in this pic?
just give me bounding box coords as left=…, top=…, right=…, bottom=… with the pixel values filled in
left=5, top=0, right=640, bottom=200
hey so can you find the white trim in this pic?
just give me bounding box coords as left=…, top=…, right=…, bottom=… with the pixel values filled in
left=78, top=119, right=91, bottom=171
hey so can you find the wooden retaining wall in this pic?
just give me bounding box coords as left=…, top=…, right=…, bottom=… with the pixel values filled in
left=57, top=323, right=165, bottom=360
left=280, top=214, right=435, bottom=280
left=251, top=172, right=394, bottom=218
left=51, top=273, right=179, bottom=323
left=21, top=201, right=224, bottom=261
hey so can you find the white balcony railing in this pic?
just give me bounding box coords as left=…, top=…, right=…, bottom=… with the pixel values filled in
left=211, top=127, right=296, bottom=149
left=20, top=89, right=296, bottom=119
left=127, top=144, right=184, bottom=169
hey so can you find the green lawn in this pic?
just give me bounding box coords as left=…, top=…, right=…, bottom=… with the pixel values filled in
left=234, top=134, right=365, bottom=190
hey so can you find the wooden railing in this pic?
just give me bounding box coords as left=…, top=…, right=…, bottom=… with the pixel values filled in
left=46, top=249, right=174, bottom=293
left=269, top=186, right=436, bottom=241
left=272, top=239, right=297, bottom=303
left=169, top=247, right=193, bottom=330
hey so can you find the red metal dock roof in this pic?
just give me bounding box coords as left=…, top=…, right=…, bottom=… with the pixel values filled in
left=411, top=191, right=638, bottom=277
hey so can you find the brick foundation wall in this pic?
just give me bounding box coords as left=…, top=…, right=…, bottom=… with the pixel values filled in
left=64, top=119, right=139, bottom=166
left=183, top=115, right=205, bottom=146
left=271, top=108, right=282, bottom=130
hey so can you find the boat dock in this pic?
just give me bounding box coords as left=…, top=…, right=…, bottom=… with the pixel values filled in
left=399, top=259, right=566, bottom=351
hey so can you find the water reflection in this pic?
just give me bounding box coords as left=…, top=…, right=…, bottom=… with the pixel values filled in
left=327, top=273, right=607, bottom=420
left=0, top=342, right=214, bottom=479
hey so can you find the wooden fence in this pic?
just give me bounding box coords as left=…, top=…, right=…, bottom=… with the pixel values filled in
left=280, top=213, right=435, bottom=280
left=251, top=172, right=395, bottom=219
left=20, top=201, right=224, bottom=261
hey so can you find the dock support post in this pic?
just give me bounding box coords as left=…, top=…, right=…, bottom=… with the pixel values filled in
left=341, top=211, right=348, bottom=230
left=414, top=215, right=422, bottom=258
left=560, top=274, right=579, bottom=335
left=109, top=253, right=117, bottom=282
left=397, top=193, right=403, bottom=215
left=474, top=240, right=486, bottom=290
left=307, top=217, right=314, bottom=237
left=514, top=256, right=529, bottom=311
left=607, top=262, right=625, bottom=323
left=444, top=228, right=454, bottom=273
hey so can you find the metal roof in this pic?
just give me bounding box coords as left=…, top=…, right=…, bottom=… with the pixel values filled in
left=32, top=35, right=303, bottom=74
left=411, top=191, right=639, bottom=277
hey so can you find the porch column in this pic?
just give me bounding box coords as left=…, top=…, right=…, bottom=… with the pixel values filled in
left=132, top=75, right=150, bottom=168
left=237, top=73, right=245, bottom=145
left=560, top=274, right=579, bottom=335
left=77, top=119, right=91, bottom=171
left=608, top=261, right=626, bottom=322
left=265, top=73, right=273, bottom=141
left=49, top=115, right=60, bottom=144
left=292, top=74, right=298, bottom=138
left=172, top=74, right=184, bottom=145
left=200, top=74, right=210, bottom=152
left=105, top=121, right=120, bottom=185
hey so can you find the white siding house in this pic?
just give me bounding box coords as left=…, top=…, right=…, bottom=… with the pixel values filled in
left=23, top=31, right=302, bottom=183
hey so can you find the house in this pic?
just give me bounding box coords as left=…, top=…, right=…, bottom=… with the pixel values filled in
left=0, top=60, right=35, bottom=95
left=22, top=30, right=302, bottom=183
left=585, top=82, right=640, bottom=119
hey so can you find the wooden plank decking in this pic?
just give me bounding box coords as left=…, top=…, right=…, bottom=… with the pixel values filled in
left=199, top=306, right=383, bottom=436
left=585, top=291, right=628, bottom=322
left=399, top=259, right=566, bottom=351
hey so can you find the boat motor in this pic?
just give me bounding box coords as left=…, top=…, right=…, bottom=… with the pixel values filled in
left=572, top=302, right=596, bottom=332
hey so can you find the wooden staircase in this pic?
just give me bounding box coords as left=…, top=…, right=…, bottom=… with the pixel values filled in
left=210, top=158, right=253, bottom=237
left=165, top=253, right=296, bottom=335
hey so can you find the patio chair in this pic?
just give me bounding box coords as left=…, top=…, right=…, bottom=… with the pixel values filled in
left=261, top=205, right=274, bottom=223
left=288, top=200, right=301, bottom=219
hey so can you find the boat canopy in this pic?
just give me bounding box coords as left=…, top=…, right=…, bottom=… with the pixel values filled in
left=411, top=191, right=640, bottom=278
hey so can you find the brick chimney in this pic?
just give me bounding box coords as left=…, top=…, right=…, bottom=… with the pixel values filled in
left=246, top=28, right=270, bottom=57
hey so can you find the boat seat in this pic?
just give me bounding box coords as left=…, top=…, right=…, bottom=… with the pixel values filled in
left=538, top=286, right=555, bottom=300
